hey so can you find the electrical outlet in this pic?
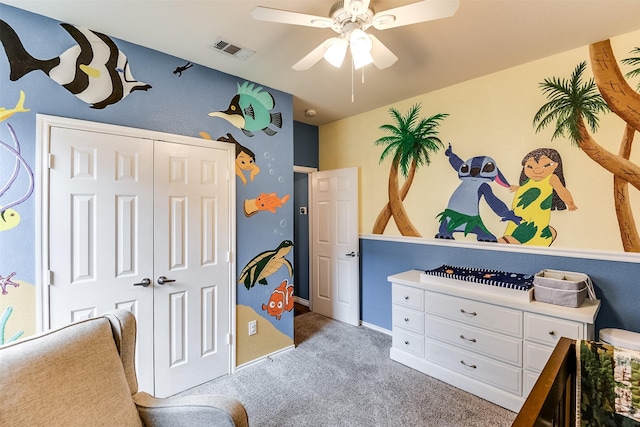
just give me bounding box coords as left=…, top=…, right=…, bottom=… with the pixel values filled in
left=248, top=320, right=257, bottom=336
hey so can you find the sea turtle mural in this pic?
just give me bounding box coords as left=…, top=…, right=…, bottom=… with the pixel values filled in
left=239, top=240, right=293, bottom=289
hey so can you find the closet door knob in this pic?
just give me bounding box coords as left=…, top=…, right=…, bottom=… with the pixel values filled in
left=157, top=276, right=176, bottom=285
left=133, top=278, right=151, bottom=287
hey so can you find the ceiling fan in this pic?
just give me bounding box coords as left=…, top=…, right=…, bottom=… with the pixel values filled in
left=251, top=0, right=460, bottom=71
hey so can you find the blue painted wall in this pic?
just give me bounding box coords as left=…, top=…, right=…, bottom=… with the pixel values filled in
left=0, top=4, right=294, bottom=351
left=361, top=237, right=640, bottom=335
left=292, top=121, right=318, bottom=301
left=293, top=172, right=310, bottom=300
left=293, top=121, right=319, bottom=168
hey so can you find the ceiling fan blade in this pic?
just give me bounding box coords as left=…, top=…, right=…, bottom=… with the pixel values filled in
left=251, top=6, right=334, bottom=28
left=368, top=34, right=398, bottom=69
left=372, top=0, right=460, bottom=30
left=292, top=38, right=336, bottom=71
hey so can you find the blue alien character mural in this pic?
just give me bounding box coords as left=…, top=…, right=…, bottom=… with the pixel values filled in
left=436, top=144, right=521, bottom=242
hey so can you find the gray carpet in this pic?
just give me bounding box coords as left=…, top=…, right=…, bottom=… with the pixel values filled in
left=178, top=312, right=517, bottom=426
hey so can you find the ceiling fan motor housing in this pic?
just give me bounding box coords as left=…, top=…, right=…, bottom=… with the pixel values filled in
left=329, top=0, right=375, bottom=33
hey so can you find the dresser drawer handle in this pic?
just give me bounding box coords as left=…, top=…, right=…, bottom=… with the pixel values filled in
left=459, top=335, right=477, bottom=343
left=460, top=309, right=477, bottom=316
left=404, top=296, right=410, bottom=300
left=404, top=317, right=410, bottom=322
left=548, top=330, right=556, bottom=336
left=404, top=340, right=410, bottom=345
left=460, top=360, right=477, bottom=369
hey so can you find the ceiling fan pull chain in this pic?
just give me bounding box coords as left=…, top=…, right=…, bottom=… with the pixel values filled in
left=351, top=58, right=355, bottom=103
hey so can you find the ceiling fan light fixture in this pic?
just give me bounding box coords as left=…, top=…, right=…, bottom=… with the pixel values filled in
left=324, top=37, right=349, bottom=67
left=349, top=29, right=373, bottom=69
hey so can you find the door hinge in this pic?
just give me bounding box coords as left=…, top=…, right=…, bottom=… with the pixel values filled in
left=226, top=251, right=231, bottom=263
left=48, top=153, right=54, bottom=169
left=227, top=333, right=233, bottom=345
left=47, top=270, right=53, bottom=286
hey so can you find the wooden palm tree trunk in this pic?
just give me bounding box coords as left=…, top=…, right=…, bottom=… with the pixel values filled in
left=387, top=159, right=421, bottom=237
left=371, top=160, right=416, bottom=234
left=588, top=39, right=640, bottom=251
left=614, top=125, right=640, bottom=252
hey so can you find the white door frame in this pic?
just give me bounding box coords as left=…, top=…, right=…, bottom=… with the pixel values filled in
left=293, top=165, right=317, bottom=311
left=35, top=114, right=237, bottom=372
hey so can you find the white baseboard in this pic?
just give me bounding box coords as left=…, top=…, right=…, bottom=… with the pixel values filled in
left=360, top=321, right=392, bottom=336
left=294, top=296, right=309, bottom=306
left=236, top=344, right=295, bottom=371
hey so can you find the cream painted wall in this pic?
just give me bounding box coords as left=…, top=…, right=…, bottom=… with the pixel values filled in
left=320, top=29, right=640, bottom=254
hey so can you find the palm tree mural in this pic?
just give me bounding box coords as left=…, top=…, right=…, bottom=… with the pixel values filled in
left=533, top=39, right=640, bottom=252
left=372, top=104, right=448, bottom=236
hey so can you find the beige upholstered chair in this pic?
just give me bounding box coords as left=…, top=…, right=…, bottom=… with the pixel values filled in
left=0, top=309, right=248, bottom=426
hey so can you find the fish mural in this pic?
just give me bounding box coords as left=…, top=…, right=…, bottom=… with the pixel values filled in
left=244, top=192, right=290, bottom=217
left=436, top=144, right=520, bottom=242
left=0, top=20, right=151, bottom=109
left=217, top=133, right=261, bottom=185
left=0, top=91, right=30, bottom=122
left=0, top=124, right=33, bottom=232
left=0, top=272, right=19, bottom=295
left=209, top=81, right=283, bottom=137
left=239, top=240, right=293, bottom=289
left=262, top=279, right=294, bottom=320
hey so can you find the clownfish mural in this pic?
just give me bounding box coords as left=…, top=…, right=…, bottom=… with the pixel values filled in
left=209, top=81, right=282, bottom=137
left=262, top=279, right=294, bottom=320
left=0, top=19, right=151, bottom=109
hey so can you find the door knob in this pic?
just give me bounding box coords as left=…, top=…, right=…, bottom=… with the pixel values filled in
left=133, top=278, right=151, bottom=287
left=157, top=276, right=176, bottom=285
left=345, top=251, right=357, bottom=257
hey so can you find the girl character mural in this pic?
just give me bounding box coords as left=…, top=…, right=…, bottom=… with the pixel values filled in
left=499, top=148, right=577, bottom=246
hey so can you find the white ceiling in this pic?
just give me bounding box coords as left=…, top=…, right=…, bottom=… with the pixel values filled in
left=4, top=0, right=640, bottom=126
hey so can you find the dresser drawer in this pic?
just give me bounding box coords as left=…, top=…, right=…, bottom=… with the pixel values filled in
left=392, top=329, right=424, bottom=358
left=393, top=305, right=424, bottom=335
left=392, top=283, right=424, bottom=311
left=425, top=314, right=522, bottom=366
left=524, top=313, right=583, bottom=346
left=425, top=292, right=523, bottom=338
left=424, top=338, right=522, bottom=395
left=524, top=370, right=541, bottom=396
left=523, top=341, right=554, bottom=372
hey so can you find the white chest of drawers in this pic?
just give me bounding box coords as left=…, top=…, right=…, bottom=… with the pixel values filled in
left=388, top=270, right=600, bottom=412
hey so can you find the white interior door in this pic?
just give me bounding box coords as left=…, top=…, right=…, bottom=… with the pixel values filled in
left=48, top=126, right=156, bottom=391
left=311, top=167, right=359, bottom=326
left=44, top=117, right=233, bottom=397
left=153, top=140, right=231, bottom=397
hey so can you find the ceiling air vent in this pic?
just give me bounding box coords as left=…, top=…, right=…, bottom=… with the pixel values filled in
left=209, top=38, right=255, bottom=61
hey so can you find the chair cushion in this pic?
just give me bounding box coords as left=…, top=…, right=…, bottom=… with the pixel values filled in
left=0, top=317, right=142, bottom=426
